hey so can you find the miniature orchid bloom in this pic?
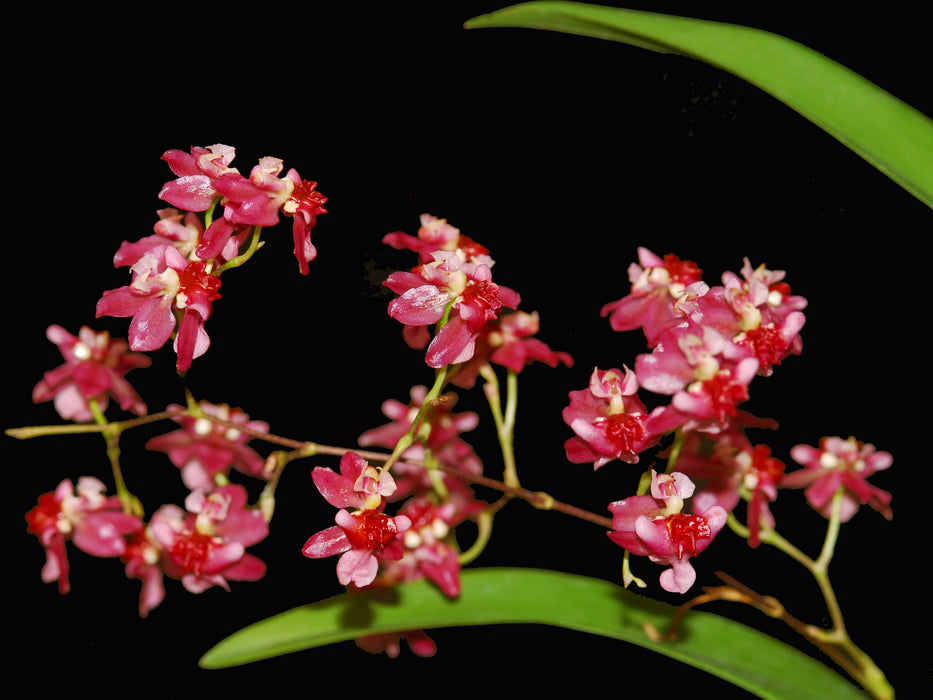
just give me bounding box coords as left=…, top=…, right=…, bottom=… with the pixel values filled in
left=158, top=144, right=239, bottom=212
left=96, top=244, right=222, bottom=372
left=731, top=257, right=808, bottom=322
left=212, top=157, right=296, bottom=227
left=691, top=258, right=807, bottom=377
left=395, top=502, right=463, bottom=597
left=302, top=452, right=412, bottom=588
left=449, top=310, right=574, bottom=388
left=563, top=366, right=659, bottom=468
left=209, top=158, right=328, bottom=274
left=95, top=244, right=187, bottom=352
left=122, top=527, right=167, bottom=617
left=667, top=428, right=749, bottom=516
left=485, top=310, right=574, bottom=373
left=114, top=209, right=203, bottom=268
left=145, top=402, right=270, bottom=490
left=32, top=325, right=151, bottom=422
left=281, top=176, right=328, bottom=275
left=149, top=484, right=268, bottom=594
left=386, top=250, right=520, bottom=369
left=383, top=214, right=494, bottom=269
left=303, top=510, right=412, bottom=589
left=383, top=215, right=521, bottom=368
left=601, top=247, right=707, bottom=346
left=735, top=444, right=785, bottom=547
left=26, top=477, right=143, bottom=594
left=608, top=470, right=727, bottom=594
left=387, top=440, right=485, bottom=503
left=172, top=259, right=223, bottom=371
left=376, top=494, right=485, bottom=598
left=113, top=207, right=247, bottom=270
left=358, top=385, right=484, bottom=500
left=783, top=436, right=893, bottom=522
left=677, top=435, right=784, bottom=547
left=636, top=322, right=761, bottom=435
left=310, top=451, right=401, bottom=511
left=359, top=385, right=479, bottom=458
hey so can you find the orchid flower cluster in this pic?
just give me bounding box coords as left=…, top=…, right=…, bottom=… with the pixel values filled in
left=25, top=144, right=326, bottom=614
left=16, top=145, right=893, bottom=685
left=95, top=144, right=327, bottom=373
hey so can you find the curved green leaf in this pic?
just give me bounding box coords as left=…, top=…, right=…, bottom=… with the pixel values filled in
left=464, top=1, right=933, bottom=210
left=200, top=567, right=868, bottom=699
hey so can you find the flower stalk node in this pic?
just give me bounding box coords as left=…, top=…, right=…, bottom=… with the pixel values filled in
left=532, top=491, right=555, bottom=510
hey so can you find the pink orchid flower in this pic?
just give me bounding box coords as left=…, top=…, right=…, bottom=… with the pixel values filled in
left=158, top=144, right=239, bottom=212
left=149, top=484, right=268, bottom=594
left=563, top=366, right=660, bottom=468
left=449, top=310, right=574, bottom=388
left=783, top=436, right=893, bottom=522
left=122, top=527, right=167, bottom=618
left=146, top=401, right=270, bottom=490
left=96, top=244, right=222, bottom=372
left=26, top=477, right=143, bottom=594
left=608, top=470, right=727, bottom=594
left=302, top=452, right=412, bottom=588
left=601, top=246, right=707, bottom=347
left=209, top=158, right=327, bottom=274
left=32, top=325, right=151, bottom=422
left=386, top=251, right=520, bottom=369
left=377, top=495, right=485, bottom=598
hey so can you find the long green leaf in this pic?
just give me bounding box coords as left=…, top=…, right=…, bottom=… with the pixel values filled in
left=200, top=567, right=868, bottom=699
left=464, top=1, right=933, bottom=210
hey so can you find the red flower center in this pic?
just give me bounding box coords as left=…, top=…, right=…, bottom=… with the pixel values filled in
left=702, top=373, right=749, bottom=421
left=667, top=513, right=712, bottom=559
left=286, top=179, right=328, bottom=216
left=749, top=445, right=785, bottom=485
left=737, top=325, right=791, bottom=370
left=605, top=412, right=646, bottom=455
left=178, top=261, right=222, bottom=304
left=167, top=529, right=216, bottom=576
left=456, top=235, right=490, bottom=260
left=662, top=254, right=703, bottom=285
left=344, top=510, right=400, bottom=551
left=461, top=280, right=502, bottom=314
left=26, top=493, right=63, bottom=535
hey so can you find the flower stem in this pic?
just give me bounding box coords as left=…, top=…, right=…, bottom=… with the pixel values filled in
left=87, top=399, right=142, bottom=517
left=382, top=364, right=451, bottom=475
left=479, top=364, right=520, bottom=488
left=5, top=409, right=188, bottom=440
left=728, top=489, right=893, bottom=700
left=214, top=226, right=265, bottom=275
left=457, top=509, right=494, bottom=566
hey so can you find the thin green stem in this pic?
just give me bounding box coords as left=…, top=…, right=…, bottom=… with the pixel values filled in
left=87, top=399, right=142, bottom=517
left=457, top=509, right=494, bottom=567
left=203, top=198, right=218, bottom=229
left=728, top=489, right=893, bottom=700
left=756, top=489, right=846, bottom=634
left=381, top=364, right=450, bottom=474
left=479, top=364, right=519, bottom=488
left=664, top=428, right=686, bottom=473
left=814, top=487, right=844, bottom=573
left=5, top=409, right=187, bottom=440
left=214, top=226, right=265, bottom=275
left=503, top=368, right=518, bottom=483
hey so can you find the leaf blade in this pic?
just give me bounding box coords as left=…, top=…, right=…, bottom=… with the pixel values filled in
left=464, top=1, right=933, bottom=209
left=199, top=568, right=868, bottom=700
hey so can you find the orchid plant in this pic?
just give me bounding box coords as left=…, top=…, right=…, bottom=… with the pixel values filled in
left=12, top=3, right=929, bottom=699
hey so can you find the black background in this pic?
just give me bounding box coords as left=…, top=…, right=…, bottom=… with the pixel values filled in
left=7, top=2, right=929, bottom=695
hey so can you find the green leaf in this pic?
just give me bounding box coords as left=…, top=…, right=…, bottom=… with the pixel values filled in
left=200, top=567, right=868, bottom=699
left=464, top=1, right=933, bottom=210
